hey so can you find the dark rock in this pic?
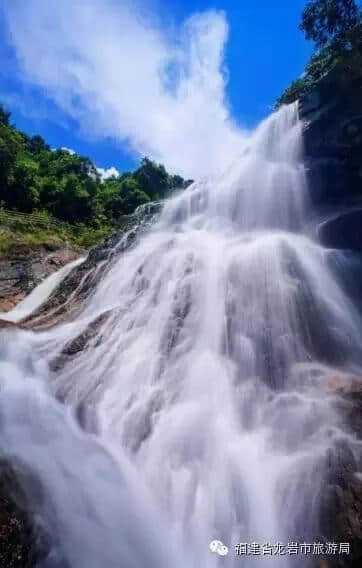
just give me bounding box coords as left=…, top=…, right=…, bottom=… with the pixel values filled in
left=319, top=476, right=362, bottom=568
left=318, top=209, right=362, bottom=252
left=0, top=320, right=21, bottom=330
left=50, top=309, right=112, bottom=371
left=299, top=54, right=362, bottom=211
left=328, top=376, right=362, bottom=443
left=318, top=375, right=362, bottom=567
left=0, top=463, right=37, bottom=568
left=299, top=68, right=362, bottom=568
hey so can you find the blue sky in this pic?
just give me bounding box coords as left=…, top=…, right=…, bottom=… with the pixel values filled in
left=0, top=0, right=312, bottom=178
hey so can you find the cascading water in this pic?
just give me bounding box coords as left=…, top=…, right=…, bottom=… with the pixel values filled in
left=0, top=102, right=361, bottom=567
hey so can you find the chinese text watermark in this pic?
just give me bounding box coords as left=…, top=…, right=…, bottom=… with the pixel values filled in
left=234, top=542, right=350, bottom=556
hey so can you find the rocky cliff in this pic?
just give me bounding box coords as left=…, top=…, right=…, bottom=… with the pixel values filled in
left=300, top=52, right=362, bottom=250
left=299, top=56, right=362, bottom=568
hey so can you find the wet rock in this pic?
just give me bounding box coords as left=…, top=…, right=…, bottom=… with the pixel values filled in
left=299, top=70, right=362, bottom=568
left=21, top=243, right=112, bottom=330
left=319, top=475, right=362, bottom=568
left=0, top=463, right=37, bottom=568
left=50, top=309, right=112, bottom=371
left=22, top=208, right=160, bottom=330
left=0, top=320, right=21, bottom=330
left=299, top=53, right=362, bottom=212
left=329, top=377, right=362, bottom=442
left=318, top=373, right=362, bottom=567
left=318, top=209, right=362, bottom=252
left=0, top=243, right=83, bottom=314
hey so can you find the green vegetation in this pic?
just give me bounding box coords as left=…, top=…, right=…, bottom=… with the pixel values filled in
left=276, top=0, right=362, bottom=107
left=0, top=208, right=118, bottom=252
left=0, top=104, right=192, bottom=249
left=0, top=228, right=70, bottom=257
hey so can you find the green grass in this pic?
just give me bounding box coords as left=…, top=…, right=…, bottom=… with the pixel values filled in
left=0, top=208, right=120, bottom=253
left=0, top=229, right=66, bottom=256
left=0, top=223, right=118, bottom=257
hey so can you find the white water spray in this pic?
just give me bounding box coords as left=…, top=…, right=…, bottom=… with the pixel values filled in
left=0, top=103, right=361, bottom=567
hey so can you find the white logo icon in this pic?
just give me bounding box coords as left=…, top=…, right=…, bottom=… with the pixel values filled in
left=210, top=540, right=229, bottom=556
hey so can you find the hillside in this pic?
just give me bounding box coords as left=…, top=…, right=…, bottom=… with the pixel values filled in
left=0, top=105, right=192, bottom=248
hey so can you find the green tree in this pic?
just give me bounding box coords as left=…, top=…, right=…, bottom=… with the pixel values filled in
left=39, top=177, right=61, bottom=210
left=0, top=123, right=23, bottom=199
left=277, top=0, right=362, bottom=107
left=300, top=0, right=361, bottom=47
left=52, top=174, right=94, bottom=222
left=169, top=174, right=185, bottom=189
left=8, top=158, right=40, bottom=211
left=98, top=178, right=124, bottom=220
left=119, top=176, right=150, bottom=214
left=0, top=101, right=189, bottom=244
left=276, top=78, right=312, bottom=108
left=0, top=104, right=11, bottom=126
left=134, top=157, right=170, bottom=200
left=27, top=135, right=50, bottom=155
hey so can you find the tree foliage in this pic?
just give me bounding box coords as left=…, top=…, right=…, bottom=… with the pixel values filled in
left=0, top=103, right=192, bottom=233
left=0, top=105, right=11, bottom=126
left=276, top=0, right=362, bottom=107
left=300, top=0, right=361, bottom=47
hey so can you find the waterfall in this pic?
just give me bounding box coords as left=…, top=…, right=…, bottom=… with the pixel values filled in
left=0, top=102, right=361, bottom=567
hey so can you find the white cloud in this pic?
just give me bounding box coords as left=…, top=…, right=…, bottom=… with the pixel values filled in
left=61, top=147, right=76, bottom=155
left=2, top=0, right=246, bottom=178
left=96, top=166, right=120, bottom=180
